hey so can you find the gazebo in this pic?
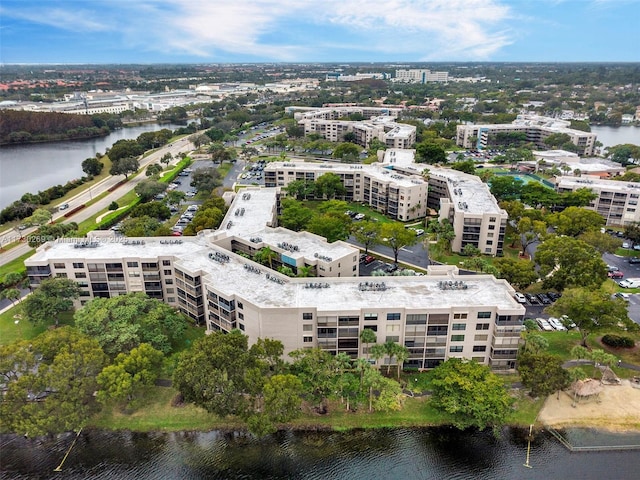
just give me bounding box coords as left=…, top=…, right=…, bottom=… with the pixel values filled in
left=571, top=379, right=603, bottom=407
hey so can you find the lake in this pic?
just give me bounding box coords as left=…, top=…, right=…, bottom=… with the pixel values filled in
left=2, top=427, right=640, bottom=480
left=591, top=125, right=640, bottom=149
left=0, top=123, right=184, bottom=209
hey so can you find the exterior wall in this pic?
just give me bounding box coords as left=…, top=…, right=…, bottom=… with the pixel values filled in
left=456, top=117, right=597, bottom=156
left=264, top=162, right=428, bottom=221
left=556, top=178, right=640, bottom=226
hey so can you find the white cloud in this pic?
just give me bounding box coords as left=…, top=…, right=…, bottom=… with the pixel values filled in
left=3, top=0, right=517, bottom=60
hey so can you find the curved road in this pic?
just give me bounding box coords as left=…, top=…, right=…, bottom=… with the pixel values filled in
left=0, top=137, right=193, bottom=267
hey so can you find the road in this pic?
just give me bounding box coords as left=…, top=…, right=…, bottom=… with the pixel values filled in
left=0, top=137, right=193, bottom=266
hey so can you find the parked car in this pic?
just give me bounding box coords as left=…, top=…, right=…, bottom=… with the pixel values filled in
left=537, top=293, right=552, bottom=305
left=536, top=318, right=553, bottom=331
left=354, top=213, right=365, bottom=220
left=622, top=242, right=630, bottom=248
left=514, top=292, right=527, bottom=303
left=607, top=265, right=619, bottom=272
left=525, top=293, right=539, bottom=304
left=414, top=229, right=425, bottom=236
left=608, top=271, right=624, bottom=279
left=629, top=257, right=640, bottom=264
left=547, top=317, right=567, bottom=331
left=364, top=255, right=375, bottom=264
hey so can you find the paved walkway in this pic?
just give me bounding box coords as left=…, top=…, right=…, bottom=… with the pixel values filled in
left=564, top=358, right=640, bottom=372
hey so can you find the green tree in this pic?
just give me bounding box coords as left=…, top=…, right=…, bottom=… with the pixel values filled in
left=307, top=214, right=351, bottom=242
left=426, top=218, right=456, bottom=254
left=110, top=156, right=140, bottom=179
left=173, top=330, right=257, bottom=418
left=516, top=217, right=547, bottom=256
left=578, top=230, right=622, bottom=254
left=0, top=288, right=21, bottom=306
left=544, top=133, right=572, bottom=149
left=134, top=179, right=167, bottom=202
left=285, top=180, right=315, bottom=200
left=494, top=257, right=538, bottom=289
left=145, top=163, right=163, bottom=178
left=353, top=221, right=381, bottom=254
left=547, top=206, right=604, bottom=237
left=160, top=152, right=173, bottom=167
left=263, top=374, right=303, bottom=423
left=96, top=343, right=163, bottom=408
left=535, top=236, right=607, bottom=291
left=121, top=215, right=169, bottom=237
left=315, top=173, right=346, bottom=199
left=415, top=142, right=446, bottom=164
left=190, top=167, right=222, bottom=193
left=359, top=328, right=377, bottom=360
left=380, top=222, right=418, bottom=264
left=0, top=327, right=107, bottom=437
left=165, top=190, right=186, bottom=207
left=429, top=358, right=513, bottom=434
left=108, top=139, right=144, bottom=162
left=74, top=293, right=188, bottom=356
left=131, top=201, right=171, bottom=220
left=22, top=277, right=80, bottom=326
left=289, top=348, right=338, bottom=407
left=547, top=287, right=630, bottom=347
left=624, top=222, right=640, bottom=246
left=254, top=246, right=278, bottom=269
left=560, top=188, right=598, bottom=208
left=24, top=208, right=52, bottom=227
left=520, top=183, right=560, bottom=209
left=81, top=157, right=104, bottom=176
left=450, top=159, right=476, bottom=175
left=279, top=198, right=313, bottom=231
left=489, top=176, right=523, bottom=202
left=332, top=142, right=361, bottom=160
left=517, top=353, right=570, bottom=398
left=108, top=201, right=119, bottom=210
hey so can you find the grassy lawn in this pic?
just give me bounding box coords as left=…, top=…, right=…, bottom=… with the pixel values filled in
left=0, top=251, right=34, bottom=279
left=0, top=307, right=74, bottom=346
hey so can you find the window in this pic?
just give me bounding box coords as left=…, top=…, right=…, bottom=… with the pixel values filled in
left=477, top=312, right=491, bottom=319
left=476, top=323, right=490, bottom=330
left=167, top=297, right=175, bottom=303
left=303, top=324, right=313, bottom=332
left=54, top=263, right=65, bottom=269
left=489, top=217, right=496, bottom=222
left=473, top=345, right=486, bottom=352
left=474, top=334, right=488, bottom=342
left=166, top=288, right=174, bottom=294
left=387, top=313, right=401, bottom=321
left=488, top=225, right=495, bottom=230
left=364, top=313, right=378, bottom=321
left=453, top=313, right=467, bottom=320
left=164, top=269, right=172, bottom=275
left=127, top=262, right=138, bottom=268
left=303, top=336, right=313, bottom=343
left=239, top=324, right=245, bottom=331
left=449, top=345, right=463, bottom=353
left=165, top=279, right=173, bottom=285
left=452, top=323, right=466, bottom=331
left=75, top=272, right=86, bottom=279
left=56, top=273, right=67, bottom=278
left=385, top=336, right=399, bottom=343
left=162, top=260, right=171, bottom=266
left=237, top=302, right=243, bottom=310
left=238, top=313, right=244, bottom=320
left=73, top=262, right=84, bottom=269
left=486, top=240, right=493, bottom=245
left=128, top=272, right=140, bottom=277
left=303, top=312, right=313, bottom=320
left=450, top=335, right=465, bottom=341
left=406, top=314, right=427, bottom=325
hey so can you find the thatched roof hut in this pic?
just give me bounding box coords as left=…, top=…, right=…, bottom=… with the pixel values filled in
left=572, top=379, right=603, bottom=398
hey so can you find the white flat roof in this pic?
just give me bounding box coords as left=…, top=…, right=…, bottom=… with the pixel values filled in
left=432, top=169, right=505, bottom=215
left=557, top=177, right=640, bottom=193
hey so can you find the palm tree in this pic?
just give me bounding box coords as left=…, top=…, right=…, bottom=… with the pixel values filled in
left=254, top=246, right=277, bottom=269
left=369, top=344, right=386, bottom=370
left=296, top=265, right=313, bottom=278
left=359, top=328, right=377, bottom=360
left=394, top=345, right=409, bottom=379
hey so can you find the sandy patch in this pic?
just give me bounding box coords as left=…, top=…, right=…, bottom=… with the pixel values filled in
left=537, top=379, right=640, bottom=431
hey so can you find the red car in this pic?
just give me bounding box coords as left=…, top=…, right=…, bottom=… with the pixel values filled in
left=364, top=255, right=375, bottom=264
left=608, top=271, right=624, bottom=279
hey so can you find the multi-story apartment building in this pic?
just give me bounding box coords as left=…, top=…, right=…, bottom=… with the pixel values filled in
left=456, top=114, right=597, bottom=156
left=291, top=106, right=416, bottom=149
left=394, top=69, right=449, bottom=83
left=556, top=177, right=640, bottom=226
left=26, top=234, right=524, bottom=370
left=264, top=160, right=428, bottom=221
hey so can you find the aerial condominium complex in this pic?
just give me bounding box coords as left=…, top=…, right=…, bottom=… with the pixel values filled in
left=266, top=150, right=507, bottom=255
left=290, top=106, right=416, bottom=149
left=394, top=69, right=449, bottom=83
left=456, top=114, right=597, bottom=156
left=556, top=176, right=640, bottom=226
left=26, top=233, right=524, bottom=371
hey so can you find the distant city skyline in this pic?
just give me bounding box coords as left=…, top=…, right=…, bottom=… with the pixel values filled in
left=1, top=0, right=639, bottom=64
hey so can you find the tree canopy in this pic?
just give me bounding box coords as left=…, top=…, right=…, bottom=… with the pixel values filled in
left=0, top=327, right=107, bottom=437
left=22, top=277, right=80, bottom=326
left=74, top=293, right=188, bottom=356
left=429, top=358, right=513, bottom=433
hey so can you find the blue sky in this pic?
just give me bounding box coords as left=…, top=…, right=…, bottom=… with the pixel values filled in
left=1, top=0, right=639, bottom=64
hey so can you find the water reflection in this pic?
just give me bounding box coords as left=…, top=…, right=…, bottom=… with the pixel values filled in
left=2, top=427, right=640, bottom=480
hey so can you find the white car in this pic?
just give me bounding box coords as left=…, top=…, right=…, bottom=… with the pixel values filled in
left=536, top=318, right=553, bottom=331
left=547, top=317, right=567, bottom=331
left=58, top=203, right=69, bottom=211
left=354, top=213, right=365, bottom=220
left=514, top=292, right=527, bottom=303
left=414, top=229, right=425, bottom=236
